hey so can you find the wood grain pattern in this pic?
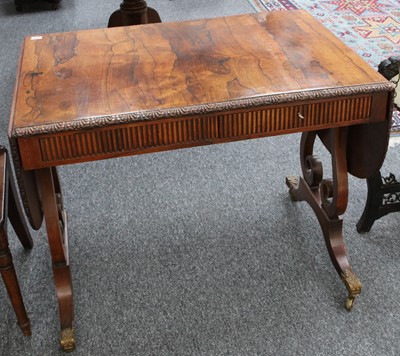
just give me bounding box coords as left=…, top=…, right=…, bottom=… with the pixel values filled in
left=9, top=11, right=390, bottom=138
left=8, top=10, right=394, bottom=226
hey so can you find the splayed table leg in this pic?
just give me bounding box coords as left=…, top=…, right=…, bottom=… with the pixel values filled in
left=286, top=129, right=362, bottom=310
left=36, top=167, right=75, bottom=351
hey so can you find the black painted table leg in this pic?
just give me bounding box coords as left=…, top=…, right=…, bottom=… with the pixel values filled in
left=357, top=171, right=400, bottom=233
left=356, top=56, right=400, bottom=233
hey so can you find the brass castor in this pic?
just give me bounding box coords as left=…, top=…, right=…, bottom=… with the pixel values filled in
left=60, top=327, right=75, bottom=352
left=341, top=270, right=362, bottom=311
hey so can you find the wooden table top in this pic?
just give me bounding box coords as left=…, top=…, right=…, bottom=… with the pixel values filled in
left=9, top=10, right=389, bottom=138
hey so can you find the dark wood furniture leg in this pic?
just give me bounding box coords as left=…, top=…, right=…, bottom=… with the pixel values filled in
left=8, top=163, right=33, bottom=250
left=0, top=149, right=33, bottom=336
left=36, top=167, right=74, bottom=352
left=15, top=0, right=61, bottom=12
left=286, top=128, right=362, bottom=310
left=108, top=0, right=161, bottom=27
left=356, top=56, right=400, bottom=233
left=356, top=171, right=400, bottom=233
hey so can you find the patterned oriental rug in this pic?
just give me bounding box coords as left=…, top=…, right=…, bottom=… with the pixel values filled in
left=248, top=0, right=400, bottom=131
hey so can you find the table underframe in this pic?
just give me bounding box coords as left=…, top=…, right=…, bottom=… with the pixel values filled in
left=30, top=126, right=361, bottom=351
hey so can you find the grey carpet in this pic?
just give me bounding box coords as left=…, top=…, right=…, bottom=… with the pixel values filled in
left=1, top=1, right=400, bottom=355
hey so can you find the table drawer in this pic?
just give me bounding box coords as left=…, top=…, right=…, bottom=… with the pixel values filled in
left=17, top=95, right=382, bottom=170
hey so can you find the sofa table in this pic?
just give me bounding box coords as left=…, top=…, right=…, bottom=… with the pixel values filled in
left=8, top=10, right=393, bottom=351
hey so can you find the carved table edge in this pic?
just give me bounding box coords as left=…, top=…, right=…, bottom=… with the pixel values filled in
left=11, top=82, right=393, bottom=138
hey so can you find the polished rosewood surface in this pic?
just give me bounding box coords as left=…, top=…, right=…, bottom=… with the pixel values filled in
left=10, top=10, right=388, bottom=136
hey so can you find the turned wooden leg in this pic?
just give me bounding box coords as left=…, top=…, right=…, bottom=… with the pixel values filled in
left=36, top=167, right=75, bottom=352
left=0, top=228, right=32, bottom=336
left=286, top=128, right=361, bottom=310
left=108, top=0, right=161, bottom=28
left=0, top=150, right=32, bottom=336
